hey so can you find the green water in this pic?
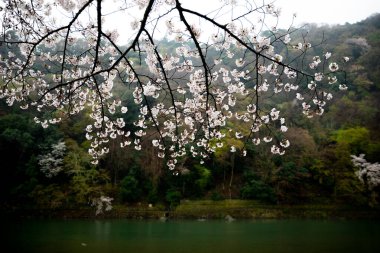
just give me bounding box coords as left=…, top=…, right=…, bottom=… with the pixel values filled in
left=2, top=219, right=380, bottom=253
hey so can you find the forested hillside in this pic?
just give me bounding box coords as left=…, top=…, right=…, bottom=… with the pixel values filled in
left=1, top=14, right=380, bottom=211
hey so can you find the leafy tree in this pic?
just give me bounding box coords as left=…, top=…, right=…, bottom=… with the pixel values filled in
left=212, top=128, right=245, bottom=198
left=119, top=174, right=142, bottom=202
left=241, top=172, right=276, bottom=203
left=284, top=127, right=318, bottom=167
left=64, top=139, right=111, bottom=205
left=272, top=161, right=311, bottom=204
left=314, top=142, right=366, bottom=205
left=178, top=164, right=212, bottom=197
left=334, top=127, right=370, bottom=155
left=165, top=189, right=182, bottom=210
left=194, top=164, right=211, bottom=194
left=29, top=184, right=67, bottom=209
left=0, top=112, right=62, bottom=206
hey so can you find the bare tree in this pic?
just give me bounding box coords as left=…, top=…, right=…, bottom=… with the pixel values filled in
left=0, top=0, right=349, bottom=171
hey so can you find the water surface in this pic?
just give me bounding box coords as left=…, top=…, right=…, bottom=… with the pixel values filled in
left=2, top=219, right=379, bottom=253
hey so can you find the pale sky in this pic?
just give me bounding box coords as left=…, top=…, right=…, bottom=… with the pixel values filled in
left=101, top=0, right=380, bottom=43
left=275, top=0, right=380, bottom=26
left=181, top=0, right=380, bottom=27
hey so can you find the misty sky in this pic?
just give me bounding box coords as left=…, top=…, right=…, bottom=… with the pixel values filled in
left=183, top=0, right=380, bottom=27
left=101, top=0, right=380, bottom=42
left=275, top=0, right=380, bottom=26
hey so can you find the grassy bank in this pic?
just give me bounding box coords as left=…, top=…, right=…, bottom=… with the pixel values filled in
left=3, top=200, right=380, bottom=220
left=172, top=200, right=380, bottom=219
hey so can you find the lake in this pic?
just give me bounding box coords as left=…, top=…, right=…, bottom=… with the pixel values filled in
left=2, top=219, right=380, bottom=253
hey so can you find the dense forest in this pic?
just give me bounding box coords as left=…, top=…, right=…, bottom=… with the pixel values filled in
left=1, top=14, right=380, bottom=212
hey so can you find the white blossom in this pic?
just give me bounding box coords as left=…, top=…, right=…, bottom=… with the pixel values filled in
left=351, top=154, right=380, bottom=190
left=92, top=196, right=113, bottom=215
left=280, top=125, right=288, bottom=132
left=329, top=62, right=339, bottom=72
left=339, top=84, right=348, bottom=91
left=38, top=141, right=66, bottom=178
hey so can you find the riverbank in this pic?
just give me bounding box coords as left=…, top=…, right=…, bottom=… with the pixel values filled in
left=172, top=200, right=380, bottom=219
left=2, top=200, right=380, bottom=220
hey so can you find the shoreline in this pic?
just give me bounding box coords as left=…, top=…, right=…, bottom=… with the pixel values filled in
left=2, top=200, right=380, bottom=220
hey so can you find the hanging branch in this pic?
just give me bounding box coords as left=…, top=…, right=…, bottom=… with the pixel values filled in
left=0, top=0, right=350, bottom=169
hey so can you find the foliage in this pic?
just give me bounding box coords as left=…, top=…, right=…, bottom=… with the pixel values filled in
left=194, top=164, right=211, bottom=194
left=29, top=184, right=67, bottom=209
left=333, top=127, right=370, bottom=154
left=241, top=178, right=277, bottom=204
left=1, top=9, right=380, bottom=210
left=119, top=175, right=141, bottom=202
left=165, top=189, right=182, bottom=209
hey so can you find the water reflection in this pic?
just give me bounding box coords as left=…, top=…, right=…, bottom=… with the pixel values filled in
left=3, top=219, right=380, bottom=253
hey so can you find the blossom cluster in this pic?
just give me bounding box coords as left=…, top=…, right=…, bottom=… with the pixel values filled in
left=91, top=196, right=114, bottom=215
left=351, top=154, right=380, bottom=190
left=38, top=141, right=66, bottom=178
